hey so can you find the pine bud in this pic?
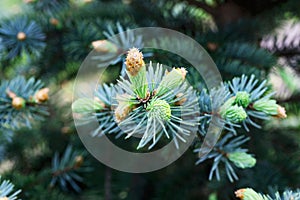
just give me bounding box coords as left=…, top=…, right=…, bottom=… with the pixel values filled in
left=156, top=67, right=187, bottom=96
left=174, top=93, right=187, bottom=106
left=125, top=48, right=148, bottom=99
left=221, top=105, right=247, bottom=123
left=253, top=99, right=278, bottom=115
left=228, top=152, right=256, bottom=169
left=74, top=155, right=84, bottom=168
left=235, top=91, right=250, bottom=108
left=235, top=188, right=267, bottom=200
left=17, top=32, right=26, bottom=41
left=72, top=98, right=104, bottom=113
left=275, top=105, right=287, bottom=119
left=12, top=97, right=26, bottom=110
left=125, top=48, right=145, bottom=76
left=50, top=17, right=59, bottom=26
left=114, top=101, right=132, bottom=123
left=147, top=99, right=171, bottom=121
left=34, top=88, right=49, bottom=103
left=207, top=42, right=218, bottom=51
left=92, top=40, right=118, bottom=53
left=0, top=197, right=9, bottom=200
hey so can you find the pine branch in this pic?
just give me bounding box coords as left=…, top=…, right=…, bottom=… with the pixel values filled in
left=50, top=145, right=91, bottom=193
left=0, top=76, right=49, bottom=131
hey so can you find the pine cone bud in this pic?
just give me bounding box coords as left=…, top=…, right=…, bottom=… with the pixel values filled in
left=221, top=105, right=247, bottom=123
left=35, top=88, right=49, bottom=103
left=156, top=67, right=187, bottom=96
left=12, top=97, right=26, bottom=110
left=92, top=40, right=118, bottom=53
left=228, top=152, right=256, bottom=169
left=235, top=188, right=267, bottom=200
left=124, top=48, right=148, bottom=99
left=74, top=155, right=84, bottom=168
left=125, top=48, right=145, bottom=76
left=147, top=99, right=171, bottom=121
left=17, top=32, right=26, bottom=41
left=235, top=91, right=250, bottom=108
left=253, top=99, right=278, bottom=115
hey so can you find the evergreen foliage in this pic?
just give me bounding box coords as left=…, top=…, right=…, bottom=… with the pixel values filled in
left=0, top=0, right=299, bottom=199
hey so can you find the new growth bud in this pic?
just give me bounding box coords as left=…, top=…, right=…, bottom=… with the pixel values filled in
left=147, top=99, right=171, bottom=121
left=17, top=32, right=26, bottom=41
left=92, top=40, right=118, bottom=53
left=275, top=105, right=287, bottom=119
left=34, top=88, right=49, bottom=103
left=174, top=93, right=187, bottom=106
left=235, top=188, right=267, bottom=200
left=156, top=67, right=187, bottom=96
left=235, top=91, right=250, bottom=108
left=125, top=48, right=148, bottom=99
left=114, top=101, right=132, bottom=123
left=12, top=97, right=26, bottom=110
left=228, top=151, right=256, bottom=169
left=253, top=99, right=287, bottom=118
left=125, top=48, right=145, bottom=76
left=220, top=96, right=247, bottom=123
left=74, top=155, right=84, bottom=168
left=221, top=105, right=247, bottom=123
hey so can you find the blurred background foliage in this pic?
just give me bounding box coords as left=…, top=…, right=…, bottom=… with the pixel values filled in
left=0, top=0, right=300, bottom=199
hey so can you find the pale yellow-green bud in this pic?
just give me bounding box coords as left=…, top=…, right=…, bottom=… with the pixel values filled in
left=220, top=104, right=247, bottom=123
left=228, top=152, right=256, bottom=169
left=156, top=67, right=187, bottom=96
left=147, top=99, right=171, bottom=121
left=235, top=91, right=251, bottom=108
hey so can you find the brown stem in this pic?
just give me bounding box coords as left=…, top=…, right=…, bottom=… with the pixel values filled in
left=52, top=165, right=78, bottom=177
left=215, top=148, right=228, bottom=157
